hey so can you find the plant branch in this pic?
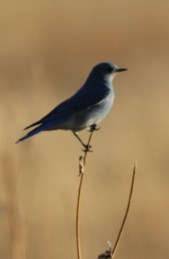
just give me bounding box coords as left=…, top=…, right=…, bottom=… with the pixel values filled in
left=98, top=162, right=137, bottom=259
left=76, top=129, right=95, bottom=259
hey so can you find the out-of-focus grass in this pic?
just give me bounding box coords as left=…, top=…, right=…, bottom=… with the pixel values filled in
left=1, top=1, right=169, bottom=258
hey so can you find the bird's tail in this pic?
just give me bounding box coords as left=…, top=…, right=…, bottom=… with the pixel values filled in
left=16, top=115, right=69, bottom=144
left=16, top=124, right=44, bottom=143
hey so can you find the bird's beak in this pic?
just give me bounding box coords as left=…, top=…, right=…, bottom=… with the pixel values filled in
left=115, top=67, right=128, bottom=73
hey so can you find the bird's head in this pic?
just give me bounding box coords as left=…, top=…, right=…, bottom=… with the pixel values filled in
left=90, top=62, right=127, bottom=84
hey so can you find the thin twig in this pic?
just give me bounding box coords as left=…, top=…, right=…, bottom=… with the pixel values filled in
left=98, top=162, right=137, bottom=259
left=76, top=130, right=95, bottom=259
left=111, top=162, right=136, bottom=257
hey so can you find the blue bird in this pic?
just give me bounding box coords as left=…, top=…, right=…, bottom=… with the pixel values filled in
left=16, top=62, right=127, bottom=148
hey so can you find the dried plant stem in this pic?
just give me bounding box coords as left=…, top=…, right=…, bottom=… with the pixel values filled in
left=76, top=130, right=94, bottom=259
left=98, top=163, right=136, bottom=259
left=111, top=163, right=136, bottom=258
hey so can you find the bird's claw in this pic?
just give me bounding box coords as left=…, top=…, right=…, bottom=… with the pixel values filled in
left=88, top=124, right=100, bottom=132
left=82, top=144, right=93, bottom=153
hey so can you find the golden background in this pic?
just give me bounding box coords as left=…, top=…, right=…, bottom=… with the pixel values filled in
left=1, top=1, right=169, bottom=258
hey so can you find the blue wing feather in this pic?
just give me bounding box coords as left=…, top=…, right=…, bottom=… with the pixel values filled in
left=16, top=85, right=110, bottom=143
left=25, top=85, right=110, bottom=129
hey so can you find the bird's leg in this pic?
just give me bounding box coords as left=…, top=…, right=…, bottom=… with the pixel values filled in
left=73, top=132, right=92, bottom=152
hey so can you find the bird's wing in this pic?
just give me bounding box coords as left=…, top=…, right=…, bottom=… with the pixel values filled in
left=24, top=85, right=110, bottom=130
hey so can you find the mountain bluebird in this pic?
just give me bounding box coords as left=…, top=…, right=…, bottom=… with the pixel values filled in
left=16, top=62, right=127, bottom=148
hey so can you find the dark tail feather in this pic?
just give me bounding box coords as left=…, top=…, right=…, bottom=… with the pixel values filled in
left=24, top=121, right=42, bottom=130
left=16, top=124, right=44, bottom=143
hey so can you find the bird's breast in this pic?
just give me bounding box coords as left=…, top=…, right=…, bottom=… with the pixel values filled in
left=71, top=89, right=114, bottom=131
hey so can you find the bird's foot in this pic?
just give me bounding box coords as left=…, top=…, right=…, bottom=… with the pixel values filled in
left=88, top=124, right=100, bottom=132
left=82, top=144, right=93, bottom=153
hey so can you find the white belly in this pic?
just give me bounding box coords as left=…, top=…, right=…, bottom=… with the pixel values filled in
left=70, top=90, right=114, bottom=131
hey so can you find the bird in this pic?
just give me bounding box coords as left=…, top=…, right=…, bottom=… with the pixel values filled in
left=16, top=62, right=127, bottom=149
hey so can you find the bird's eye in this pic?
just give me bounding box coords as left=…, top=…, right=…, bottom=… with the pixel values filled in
left=106, top=67, right=113, bottom=73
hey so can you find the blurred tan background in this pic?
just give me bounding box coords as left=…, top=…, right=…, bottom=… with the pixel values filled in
left=1, top=0, right=169, bottom=258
